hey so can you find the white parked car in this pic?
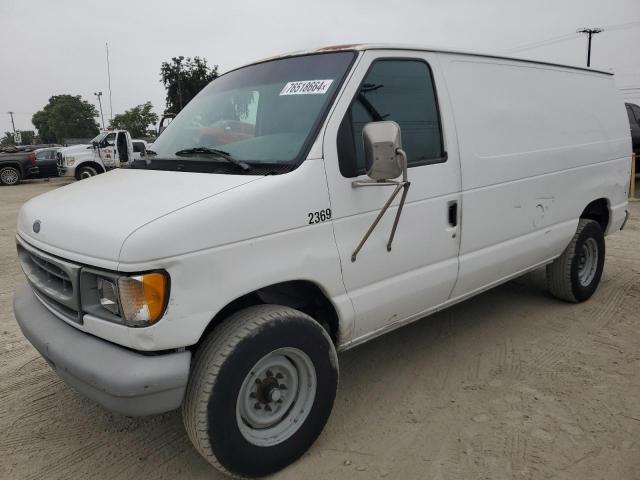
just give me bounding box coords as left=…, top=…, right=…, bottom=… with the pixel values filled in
left=57, top=130, right=135, bottom=179
left=14, top=44, right=631, bottom=477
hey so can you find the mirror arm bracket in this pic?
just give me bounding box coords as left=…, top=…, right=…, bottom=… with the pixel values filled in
left=350, top=148, right=410, bottom=262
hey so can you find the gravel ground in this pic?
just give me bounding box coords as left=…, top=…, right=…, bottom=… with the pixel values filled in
left=1, top=178, right=639, bottom=480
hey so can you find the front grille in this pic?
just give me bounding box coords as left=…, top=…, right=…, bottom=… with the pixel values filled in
left=17, top=237, right=82, bottom=323
left=56, top=152, right=63, bottom=167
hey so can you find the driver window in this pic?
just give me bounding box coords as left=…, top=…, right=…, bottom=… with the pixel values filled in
left=103, top=133, right=116, bottom=146
left=337, top=59, right=445, bottom=178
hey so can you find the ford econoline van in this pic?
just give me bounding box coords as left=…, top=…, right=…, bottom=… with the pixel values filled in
left=14, top=44, right=631, bottom=478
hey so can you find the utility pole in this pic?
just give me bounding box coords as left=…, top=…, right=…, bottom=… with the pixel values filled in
left=94, top=92, right=105, bottom=129
left=106, top=42, right=113, bottom=121
left=577, top=27, right=603, bottom=67
left=7, top=111, right=16, bottom=134
left=177, top=61, right=183, bottom=111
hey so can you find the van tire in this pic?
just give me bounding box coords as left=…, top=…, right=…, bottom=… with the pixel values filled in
left=546, top=219, right=605, bottom=303
left=76, top=166, right=98, bottom=180
left=182, top=305, right=338, bottom=478
left=0, top=166, right=21, bottom=185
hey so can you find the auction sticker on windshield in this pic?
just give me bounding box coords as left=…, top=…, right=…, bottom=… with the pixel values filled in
left=280, top=79, right=333, bottom=95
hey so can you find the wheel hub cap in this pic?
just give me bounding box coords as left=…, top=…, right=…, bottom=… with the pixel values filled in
left=1, top=169, right=18, bottom=184
left=577, top=237, right=598, bottom=286
left=236, top=347, right=316, bottom=447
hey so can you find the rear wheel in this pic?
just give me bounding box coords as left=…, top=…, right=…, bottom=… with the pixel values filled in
left=546, top=219, right=605, bottom=302
left=76, top=165, right=98, bottom=180
left=0, top=166, right=21, bottom=185
left=183, top=305, right=338, bottom=478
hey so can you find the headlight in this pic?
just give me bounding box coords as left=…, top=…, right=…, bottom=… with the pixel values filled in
left=65, top=157, right=76, bottom=166
left=97, top=277, right=119, bottom=314
left=82, top=270, right=169, bottom=327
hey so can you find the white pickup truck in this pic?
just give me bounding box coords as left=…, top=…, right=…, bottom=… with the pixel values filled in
left=57, top=130, right=145, bottom=179
left=14, top=44, right=631, bottom=478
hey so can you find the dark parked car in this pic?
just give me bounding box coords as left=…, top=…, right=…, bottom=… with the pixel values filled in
left=625, top=103, right=640, bottom=173
left=0, top=148, right=39, bottom=185
left=34, top=147, right=62, bottom=178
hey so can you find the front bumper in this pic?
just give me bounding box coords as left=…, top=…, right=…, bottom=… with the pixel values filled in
left=13, top=285, right=191, bottom=416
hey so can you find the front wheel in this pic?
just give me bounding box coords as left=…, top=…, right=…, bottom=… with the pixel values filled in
left=76, top=165, right=98, bottom=180
left=546, top=218, right=605, bottom=302
left=183, top=305, right=338, bottom=478
left=0, top=166, right=21, bottom=185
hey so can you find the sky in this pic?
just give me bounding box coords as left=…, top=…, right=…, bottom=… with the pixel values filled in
left=0, top=0, right=639, bottom=136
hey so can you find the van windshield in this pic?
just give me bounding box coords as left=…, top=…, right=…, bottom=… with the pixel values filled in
left=147, top=51, right=355, bottom=174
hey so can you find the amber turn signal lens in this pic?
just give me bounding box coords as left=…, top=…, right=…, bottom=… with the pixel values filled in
left=118, top=272, right=168, bottom=326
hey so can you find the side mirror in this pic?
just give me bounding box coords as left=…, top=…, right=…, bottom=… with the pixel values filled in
left=362, top=121, right=406, bottom=181
left=351, top=121, right=411, bottom=262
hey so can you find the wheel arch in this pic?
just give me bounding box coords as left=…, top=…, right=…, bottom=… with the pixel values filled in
left=580, top=198, right=610, bottom=233
left=0, top=162, right=23, bottom=173
left=196, top=280, right=342, bottom=349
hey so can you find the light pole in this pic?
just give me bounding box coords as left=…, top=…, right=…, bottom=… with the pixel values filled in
left=94, top=91, right=105, bottom=129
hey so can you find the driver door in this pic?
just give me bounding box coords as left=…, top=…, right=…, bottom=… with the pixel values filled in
left=99, top=132, right=117, bottom=168
left=323, top=51, right=462, bottom=342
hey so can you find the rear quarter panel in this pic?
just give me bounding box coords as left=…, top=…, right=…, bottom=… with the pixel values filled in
left=440, top=54, right=631, bottom=297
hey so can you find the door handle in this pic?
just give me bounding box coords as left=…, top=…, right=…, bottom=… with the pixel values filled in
left=448, top=201, right=458, bottom=227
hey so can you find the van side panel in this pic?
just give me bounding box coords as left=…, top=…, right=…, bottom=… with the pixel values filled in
left=442, top=56, right=631, bottom=298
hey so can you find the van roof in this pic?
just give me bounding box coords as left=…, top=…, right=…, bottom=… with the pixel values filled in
left=254, top=43, right=614, bottom=76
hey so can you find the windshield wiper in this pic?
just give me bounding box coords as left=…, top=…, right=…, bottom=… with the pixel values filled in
left=146, top=149, right=157, bottom=156
left=174, top=147, right=251, bottom=172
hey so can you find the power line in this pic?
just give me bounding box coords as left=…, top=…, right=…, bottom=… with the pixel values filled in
left=601, top=20, right=640, bottom=31
left=501, top=20, right=640, bottom=54
left=2, top=111, right=33, bottom=115
left=500, top=32, right=579, bottom=54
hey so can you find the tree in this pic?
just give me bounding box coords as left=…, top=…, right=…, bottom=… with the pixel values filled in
left=19, top=130, right=36, bottom=145
left=0, top=132, right=14, bottom=147
left=109, top=102, right=159, bottom=138
left=160, top=56, right=218, bottom=114
left=32, top=95, right=99, bottom=143
left=0, top=130, right=35, bottom=147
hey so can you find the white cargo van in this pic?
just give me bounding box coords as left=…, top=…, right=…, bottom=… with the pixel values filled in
left=14, top=44, right=631, bottom=478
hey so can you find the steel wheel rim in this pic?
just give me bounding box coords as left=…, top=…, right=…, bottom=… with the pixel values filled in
left=578, top=237, right=598, bottom=286
left=236, top=347, right=316, bottom=447
left=79, top=169, right=94, bottom=179
left=1, top=168, right=18, bottom=184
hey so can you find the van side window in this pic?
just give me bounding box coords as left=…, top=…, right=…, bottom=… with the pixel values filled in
left=338, top=59, right=445, bottom=177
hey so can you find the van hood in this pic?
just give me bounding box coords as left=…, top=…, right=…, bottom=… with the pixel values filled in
left=17, top=169, right=261, bottom=268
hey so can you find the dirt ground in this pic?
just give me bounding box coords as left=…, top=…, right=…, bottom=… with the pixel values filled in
left=1, top=178, right=639, bottom=480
